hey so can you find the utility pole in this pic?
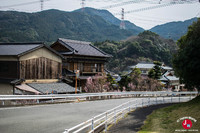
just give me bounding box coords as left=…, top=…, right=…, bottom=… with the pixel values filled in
left=120, top=8, right=125, bottom=29
left=75, top=70, right=80, bottom=94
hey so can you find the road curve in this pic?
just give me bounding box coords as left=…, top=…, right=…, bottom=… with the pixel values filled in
left=0, top=98, right=140, bottom=133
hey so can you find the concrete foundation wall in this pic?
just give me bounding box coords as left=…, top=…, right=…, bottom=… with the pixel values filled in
left=0, top=83, right=13, bottom=95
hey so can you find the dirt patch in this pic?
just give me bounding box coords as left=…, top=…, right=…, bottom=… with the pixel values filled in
left=107, top=103, right=176, bottom=133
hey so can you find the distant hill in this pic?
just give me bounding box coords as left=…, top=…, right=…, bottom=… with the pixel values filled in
left=75, top=7, right=144, bottom=34
left=0, top=9, right=136, bottom=43
left=94, top=31, right=177, bottom=73
left=150, top=18, right=198, bottom=40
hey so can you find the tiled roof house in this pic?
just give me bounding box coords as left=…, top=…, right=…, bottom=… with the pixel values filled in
left=0, top=42, right=75, bottom=95
left=51, top=38, right=112, bottom=91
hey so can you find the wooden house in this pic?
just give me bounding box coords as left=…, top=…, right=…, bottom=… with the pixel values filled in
left=159, top=71, right=183, bottom=91
left=51, top=38, right=112, bottom=91
left=0, top=42, right=76, bottom=95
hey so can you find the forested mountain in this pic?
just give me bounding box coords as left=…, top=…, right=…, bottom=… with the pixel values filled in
left=0, top=7, right=197, bottom=43
left=0, top=8, right=192, bottom=73
left=75, top=7, right=144, bottom=34
left=150, top=17, right=198, bottom=40
left=94, top=31, right=177, bottom=73
left=0, top=9, right=136, bottom=43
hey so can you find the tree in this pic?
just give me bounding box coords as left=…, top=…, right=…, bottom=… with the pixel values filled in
left=107, top=73, right=118, bottom=90
left=84, top=74, right=110, bottom=93
left=172, top=18, right=200, bottom=92
left=131, top=68, right=142, bottom=77
left=118, top=75, right=131, bottom=91
left=148, top=69, right=156, bottom=79
left=148, top=61, right=162, bottom=79
left=130, top=68, right=142, bottom=90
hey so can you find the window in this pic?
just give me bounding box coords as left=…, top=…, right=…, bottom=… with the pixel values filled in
left=97, top=64, right=102, bottom=72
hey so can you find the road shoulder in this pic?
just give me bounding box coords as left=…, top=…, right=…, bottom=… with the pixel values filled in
left=107, top=103, right=175, bottom=133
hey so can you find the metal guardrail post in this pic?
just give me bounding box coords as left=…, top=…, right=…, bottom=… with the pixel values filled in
left=51, top=99, right=54, bottom=103
left=135, top=99, right=137, bottom=109
left=89, top=96, right=91, bottom=100
left=37, top=99, right=39, bottom=104
left=91, top=118, right=94, bottom=132
left=63, top=129, right=69, bottom=133
left=190, top=92, right=192, bottom=100
left=114, top=109, right=116, bottom=124
left=129, top=102, right=131, bottom=112
left=99, top=96, right=101, bottom=100
left=142, top=99, right=143, bottom=107
left=156, top=97, right=157, bottom=104
left=105, top=112, right=108, bottom=132
left=179, top=94, right=181, bottom=103
left=149, top=97, right=150, bottom=106
left=171, top=95, right=172, bottom=103
left=2, top=100, right=5, bottom=106
left=148, top=97, right=149, bottom=106
left=163, top=96, right=164, bottom=103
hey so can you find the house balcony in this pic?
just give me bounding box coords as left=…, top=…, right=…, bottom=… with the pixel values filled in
left=81, top=66, right=102, bottom=74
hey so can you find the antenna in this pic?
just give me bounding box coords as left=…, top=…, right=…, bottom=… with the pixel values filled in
left=120, top=8, right=125, bottom=29
left=81, top=0, right=85, bottom=12
left=40, top=0, right=44, bottom=11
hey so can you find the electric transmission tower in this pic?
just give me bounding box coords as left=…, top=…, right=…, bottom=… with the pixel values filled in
left=81, top=0, right=85, bottom=12
left=40, top=0, right=44, bottom=11
left=120, top=8, right=125, bottom=29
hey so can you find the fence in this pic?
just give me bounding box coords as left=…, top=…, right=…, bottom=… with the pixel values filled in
left=0, top=91, right=198, bottom=106
left=63, top=94, right=197, bottom=133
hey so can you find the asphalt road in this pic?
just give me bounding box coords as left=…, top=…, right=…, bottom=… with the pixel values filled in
left=0, top=98, right=139, bottom=133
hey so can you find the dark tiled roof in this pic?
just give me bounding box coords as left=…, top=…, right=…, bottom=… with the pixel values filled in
left=57, top=38, right=111, bottom=57
left=0, top=43, right=42, bottom=56
left=0, top=42, right=63, bottom=58
left=10, top=79, right=25, bottom=85
left=27, top=83, right=78, bottom=94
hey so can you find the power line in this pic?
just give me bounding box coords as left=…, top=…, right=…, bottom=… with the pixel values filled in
left=0, top=0, right=50, bottom=9
left=132, top=13, right=176, bottom=21
left=101, top=0, right=145, bottom=9
left=100, top=0, right=196, bottom=9
left=196, top=10, right=200, bottom=17
left=130, top=17, right=172, bottom=23
left=113, top=1, right=187, bottom=15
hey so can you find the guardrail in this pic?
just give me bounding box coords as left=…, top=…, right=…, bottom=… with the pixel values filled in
left=0, top=91, right=198, bottom=106
left=63, top=95, right=196, bottom=133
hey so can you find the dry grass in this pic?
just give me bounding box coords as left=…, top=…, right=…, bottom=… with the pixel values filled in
left=138, top=96, right=200, bottom=133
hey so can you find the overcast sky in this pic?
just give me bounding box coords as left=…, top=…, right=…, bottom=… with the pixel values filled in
left=1, top=0, right=200, bottom=29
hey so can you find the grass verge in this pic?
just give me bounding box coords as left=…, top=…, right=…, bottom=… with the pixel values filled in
left=138, top=96, right=200, bottom=133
